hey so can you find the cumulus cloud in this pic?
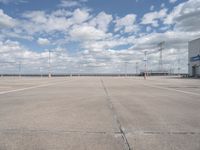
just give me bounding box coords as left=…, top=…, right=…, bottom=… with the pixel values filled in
left=0, top=40, right=43, bottom=73
left=69, top=25, right=107, bottom=41
left=21, top=10, right=70, bottom=34
left=58, top=0, right=80, bottom=8
left=0, top=9, right=17, bottom=28
left=82, top=37, right=131, bottom=52
left=141, top=8, right=168, bottom=27
left=72, top=8, right=90, bottom=24
left=146, top=26, right=152, bottom=32
left=169, top=0, right=178, bottom=3
left=1, top=0, right=200, bottom=74
left=129, top=29, right=200, bottom=72
left=164, top=0, right=200, bottom=32
left=20, top=8, right=90, bottom=34
left=89, top=12, right=113, bottom=32
left=0, top=40, right=73, bottom=74
left=58, top=0, right=87, bottom=8
left=150, top=5, right=155, bottom=11
left=115, top=14, right=138, bottom=33
left=37, top=38, right=50, bottom=46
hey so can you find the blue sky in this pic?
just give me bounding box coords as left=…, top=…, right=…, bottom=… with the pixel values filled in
left=0, top=0, right=200, bottom=74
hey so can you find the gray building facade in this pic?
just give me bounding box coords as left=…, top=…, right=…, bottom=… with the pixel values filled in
left=188, top=38, right=200, bottom=77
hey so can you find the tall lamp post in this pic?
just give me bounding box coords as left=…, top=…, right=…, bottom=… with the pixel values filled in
left=125, top=61, right=128, bottom=77
left=144, top=51, right=147, bottom=80
left=158, top=41, right=165, bottom=73
left=18, top=61, right=22, bottom=77
left=135, top=62, right=138, bottom=75
left=48, top=50, right=52, bottom=78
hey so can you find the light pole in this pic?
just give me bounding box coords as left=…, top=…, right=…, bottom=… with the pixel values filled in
left=135, top=62, right=138, bottom=75
left=144, top=51, right=147, bottom=80
left=48, top=50, right=51, bottom=78
left=158, top=41, right=165, bottom=73
left=39, top=67, right=42, bottom=78
left=18, top=61, right=22, bottom=77
left=176, top=49, right=181, bottom=76
left=125, top=62, right=128, bottom=77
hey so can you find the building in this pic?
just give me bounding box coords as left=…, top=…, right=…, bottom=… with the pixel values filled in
left=188, top=38, right=200, bottom=77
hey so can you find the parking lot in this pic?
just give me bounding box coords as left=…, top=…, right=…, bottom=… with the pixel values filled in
left=0, top=76, right=200, bottom=150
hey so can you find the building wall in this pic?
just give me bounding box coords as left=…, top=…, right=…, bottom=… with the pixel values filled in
left=188, top=38, right=200, bottom=77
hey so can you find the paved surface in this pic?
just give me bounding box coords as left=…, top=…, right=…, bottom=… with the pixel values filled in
left=0, top=76, right=200, bottom=150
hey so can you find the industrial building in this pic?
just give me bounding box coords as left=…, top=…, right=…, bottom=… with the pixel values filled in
left=188, top=38, right=200, bottom=77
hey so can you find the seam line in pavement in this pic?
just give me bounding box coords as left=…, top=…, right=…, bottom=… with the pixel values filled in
left=0, top=79, right=72, bottom=95
left=100, top=79, right=132, bottom=150
left=0, top=84, right=54, bottom=95
left=143, top=84, right=200, bottom=96
left=1, top=129, right=199, bottom=135
left=143, top=131, right=200, bottom=135
left=0, top=129, right=123, bottom=135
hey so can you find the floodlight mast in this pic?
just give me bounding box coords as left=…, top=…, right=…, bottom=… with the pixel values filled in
left=136, top=62, right=139, bottom=75
left=177, top=49, right=181, bottom=76
left=158, top=41, right=165, bottom=72
left=144, top=51, right=147, bottom=80
left=39, top=67, right=42, bottom=78
left=125, top=61, right=128, bottom=77
left=18, top=61, right=21, bottom=77
left=48, top=50, right=51, bottom=78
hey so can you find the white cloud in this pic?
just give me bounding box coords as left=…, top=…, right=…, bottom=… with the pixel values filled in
left=150, top=5, right=155, bottom=11
left=164, top=0, right=200, bottom=32
left=89, top=12, right=113, bottom=32
left=1, top=0, right=200, bottom=74
left=164, top=3, right=185, bottom=24
left=21, top=8, right=90, bottom=34
left=37, top=38, right=50, bottom=46
left=0, top=9, right=17, bottom=28
left=58, top=0, right=80, bottom=8
left=23, top=11, right=47, bottom=24
left=115, top=14, right=138, bottom=33
left=0, top=40, right=42, bottom=71
left=161, top=3, right=165, bottom=8
left=82, top=38, right=130, bottom=52
left=146, top=26, right=152, bottom=32
left=0, top=40, right=73, bottom=74
left=72, top=8, right=90, bottom=24
left=169, top=0, right=178, bottom=3
left=129, top=30, right=200, bottom=73
left=58, top=0, right=87, bottom=8
left=69, top=25, right=107, bottom=41
left=21, top=10, right=70, bottom=34
left=51, top=9, right=73, bottom=17
left=141, top=8, right=167, bottom=27
left=133, top=31, right=199, bottom=50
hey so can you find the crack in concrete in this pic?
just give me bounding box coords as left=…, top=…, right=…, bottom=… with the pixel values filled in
left=100, top=79, right=132, bottom=150
left=0, top=128, right=121, bottom=135
left=143, top=131, right=200, bottom=135
left=1, top=128, right=199, bottom=136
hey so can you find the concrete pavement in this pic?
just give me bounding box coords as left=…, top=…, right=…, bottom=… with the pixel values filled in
left=0, top=76, right=199, bottom=150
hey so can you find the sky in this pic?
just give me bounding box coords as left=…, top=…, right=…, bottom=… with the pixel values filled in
left=0, top=0, right=200, bottom=74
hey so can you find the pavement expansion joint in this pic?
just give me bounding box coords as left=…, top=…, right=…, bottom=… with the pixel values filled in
left=0, top=79, right=76, bottom=95
left=143, top=131, right=200, bottom=135
left=100, top=79, right=132, bottom=150
left=0, top=129, right=115, bottom=135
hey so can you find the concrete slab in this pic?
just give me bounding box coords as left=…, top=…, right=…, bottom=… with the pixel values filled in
left=103, top=77, right=200, bottom=150
left=0, top=76, right=200, bottom=149
left=0, top=132, right=124, bottom=150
